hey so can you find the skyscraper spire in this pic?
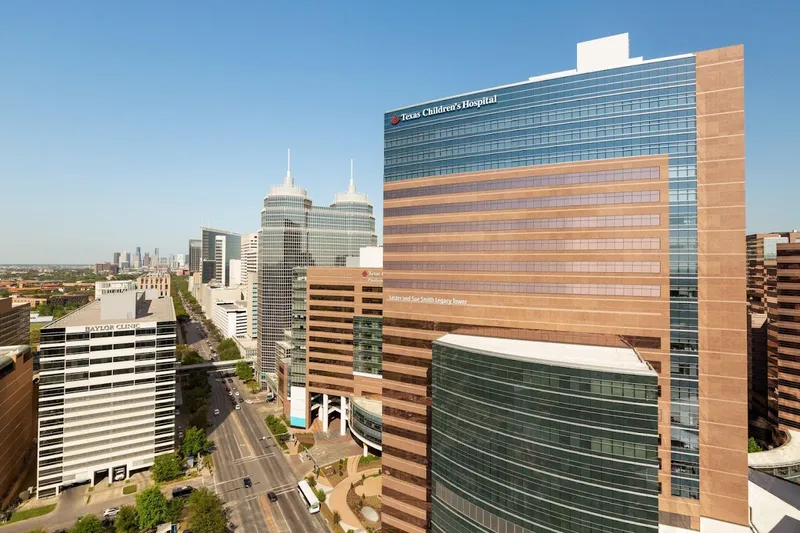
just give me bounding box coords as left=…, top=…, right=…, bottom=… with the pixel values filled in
left=285, top=148, right=292, bottom=185
left=349, top=158, right=356, bottom=193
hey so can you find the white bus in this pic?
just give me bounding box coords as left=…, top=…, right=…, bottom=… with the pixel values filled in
left=297, top=480, right=320, bottom=514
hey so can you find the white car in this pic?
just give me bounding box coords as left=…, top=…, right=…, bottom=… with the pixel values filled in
left=245, top=399, right=253, bottom=404
left=235, top=392, right=240, bottom=396
left=235, top=405, right=241, bottom=410
left=103, top=508, right=119, bottom=518
left=213, top=409, right=220, bottom=416
left=228, top=391, right=233, bottom=396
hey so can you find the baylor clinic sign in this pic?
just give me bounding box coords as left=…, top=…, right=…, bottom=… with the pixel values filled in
left=390, top=95, right=498, bottom=125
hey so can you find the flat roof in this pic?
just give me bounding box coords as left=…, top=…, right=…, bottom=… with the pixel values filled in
left=748, top=430, right=800, bottom=469
left=0, top=345, right=29, bottom=370
left=435, top=334, right=654, bottom=376
left=352, top=396, right=382, bottom=416
left=46, top=295, right=175, bottom=328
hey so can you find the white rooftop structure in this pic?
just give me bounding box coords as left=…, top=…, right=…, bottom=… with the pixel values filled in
left=333, top=159, right=370, bottom=205
left=268, top=148, right=308, bottom=198
left=388, top=33, right=692, bottom=113
left=435, top=334, right=655, bottom=376
left=95, top=280, right=138, bottom=301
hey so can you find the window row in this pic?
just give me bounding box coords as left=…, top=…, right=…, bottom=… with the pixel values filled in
left=385, top=261, right=660, bottom=274
left=384, top=279, right=661, bottom=298
left=385, top=214, right=661, bottom=236
left=385, top=191, right=661, bottom=218
left=384, top=167, right=659, bottom=200
left=385, top=237, right=661, bottom=254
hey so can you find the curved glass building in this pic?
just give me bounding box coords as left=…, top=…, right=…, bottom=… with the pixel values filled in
left=430, top=333, right=659, bottom=533
left=258, top=155, right=377, bottom=381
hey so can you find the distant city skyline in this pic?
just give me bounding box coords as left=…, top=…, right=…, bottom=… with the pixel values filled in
left=2, top=2, right=799, bottom=263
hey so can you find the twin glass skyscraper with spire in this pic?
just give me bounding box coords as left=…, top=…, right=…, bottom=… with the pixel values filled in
left=257, top=151, right=377, bottom=382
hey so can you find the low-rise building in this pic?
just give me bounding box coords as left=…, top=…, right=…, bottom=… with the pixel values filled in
left=212, top=301, right=248, bottom=338
left=137, top=272, right=171, bottom=298
left=0, top=298, right=30, bottom=346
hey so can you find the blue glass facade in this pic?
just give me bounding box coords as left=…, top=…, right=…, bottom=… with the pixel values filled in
left=385, top=57, right=700, bottom=499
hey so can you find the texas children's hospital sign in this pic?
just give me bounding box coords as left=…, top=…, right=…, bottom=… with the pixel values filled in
left=390, top=95, right=498, bottom=125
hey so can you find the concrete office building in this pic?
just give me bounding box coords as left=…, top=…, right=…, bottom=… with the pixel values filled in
left=0, top=298, right=30, bottom=346
left=36, top=286, right=177, bottom=498
left=240, top=232, right=259, bottom=339
left=0, top=345, right=35, bottom=509
left=137, top=272, right=171, bottom=298
left=257, top=154, right=377, bottom=382
left=201, top=227, right=241, bottom=287
left=240, top=232, right=258, bottom=285
left=383, top=34, right=746, bottom=532
left=188, top=240, right=201, bottom=274
left=228, top=259, right=242, bottom=286
left=212, top=301, right=248, bottom=338
left=430, top=333, right=659, bottom=533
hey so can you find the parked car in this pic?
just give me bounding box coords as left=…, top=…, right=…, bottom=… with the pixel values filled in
left=235, top=392, right=240, bottom=396
left=103, top=508, right=119, bottom=519
left=172, top=486, right=194, bottom=499
left=245, top=399, right=253, bottom=404
left=267, top=491, right=278, bottom=502
left=238, top=398, right=244, bottom=403
left=113, top=472, right=125, bottom=482
left=235, top=405, right=241, bottom=410
left=243, top=477, right=252, bottom=489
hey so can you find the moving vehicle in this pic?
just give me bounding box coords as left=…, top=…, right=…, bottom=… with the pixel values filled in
left=235, top=404, right=241, bottom=410
left=267, top=491, right=278, bottom=502
left=228, top=391, right=233, bottom=396
left=172, top=486, right=194, bottom=499
left=213, top=409, right=220, bottom=416
left=243, top=477, right=252, bottom=489
left=238, top=398, right=244, bottom=403
left=235, top=392, right=240, bottom=396
left=225, top=386, right=230, bottom=391
left=297, top=480, right=320, bottom=513
left=103, top=508, right=119, bottom=518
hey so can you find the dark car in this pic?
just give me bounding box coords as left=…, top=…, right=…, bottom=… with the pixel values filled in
left=228, top=379, right=233, bottom=384
left=243, top=477, right=252, bottom=489
left=267, top=491, right=278, bottom=502
left=172, top=486, right=194, bottom=499
left=238, top=398, right=244, bottom=403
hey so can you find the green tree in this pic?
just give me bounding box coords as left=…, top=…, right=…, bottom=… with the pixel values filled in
left=235, top=361, right=253, bottom=381
left=216, top=338, right=241, bottom=361
left=181, top=426, right=212, bottom=458
left=114, top=505, right=139, bottom=533
left=70, top=515, right=103, bottom=533
left=165, top=498, right=184, bottom=523
left=136, top=486, right=169, bottom=531
left=187, top=488, right=227, bottom=533
left=181, top=350, right=204, bottom=366
left=189, top=405, right=209, bottom=430
left=151, top=453, right=183, bottom=482
left=748, top=437, right=763, bottom=453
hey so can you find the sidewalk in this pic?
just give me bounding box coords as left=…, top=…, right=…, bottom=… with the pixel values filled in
left=326, top=465, right=381, bottom=533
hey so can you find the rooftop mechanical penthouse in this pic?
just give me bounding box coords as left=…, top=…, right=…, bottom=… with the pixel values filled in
left=382, top=33, right=746, bottom=533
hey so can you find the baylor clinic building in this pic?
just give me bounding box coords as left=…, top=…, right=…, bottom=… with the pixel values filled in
left=381, top=33, right=747, bottom=533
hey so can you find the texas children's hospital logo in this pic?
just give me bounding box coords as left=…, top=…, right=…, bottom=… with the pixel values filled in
left=390, top=95, right=497, bottom=125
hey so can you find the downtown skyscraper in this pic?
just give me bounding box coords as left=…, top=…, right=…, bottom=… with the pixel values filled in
left=257, top=154, right=376, bottom=383
left=381, top=34, right=747, bottom=533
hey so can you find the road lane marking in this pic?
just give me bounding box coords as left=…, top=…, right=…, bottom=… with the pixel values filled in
left=258, top=495, right=281, bottom=533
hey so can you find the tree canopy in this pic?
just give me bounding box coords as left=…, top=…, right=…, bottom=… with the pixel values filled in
left=181, top=426, right=212, bottom=458
left=114, top=505, right=138, bottom=533
left=135, top=487, right=170, bottom=531
left=217, top=338, right=241, bottom=361
left=235, top=361, right=253, bottom=382
left=187, top=488, right=227, bottom=533
left=181, top=350, right=204, bottom=366
left=70, top=515, right=103, bottom=533
left=151, top=453, right=182, bottom=483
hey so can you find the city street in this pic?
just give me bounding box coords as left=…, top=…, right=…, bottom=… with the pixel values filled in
left=209, top=373, right=327, bottom=533
left=183, top=302, right=326, bottom=532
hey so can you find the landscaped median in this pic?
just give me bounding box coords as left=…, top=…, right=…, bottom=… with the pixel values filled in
left=1, top=503, right=56, bottom=525
left=265, top=415, right=290, bottom=450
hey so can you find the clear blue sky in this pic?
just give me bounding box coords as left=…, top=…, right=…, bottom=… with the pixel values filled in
left=1, top=1, right=797, bottom=264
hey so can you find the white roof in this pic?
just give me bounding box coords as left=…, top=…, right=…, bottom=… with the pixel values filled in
left=435, top=334, right=654, bottom=376
left=748, top=430, right=800, bottom=469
